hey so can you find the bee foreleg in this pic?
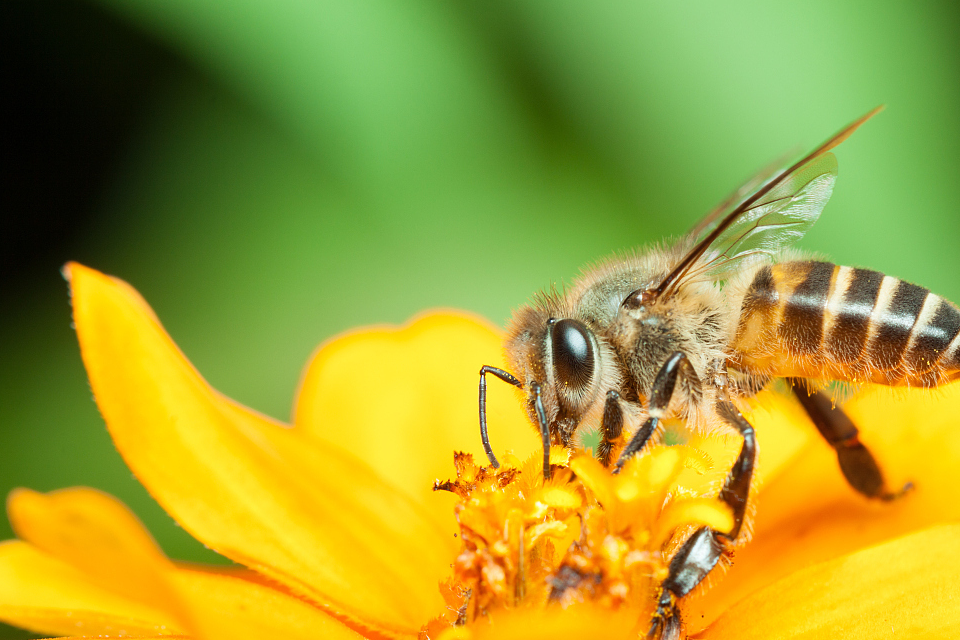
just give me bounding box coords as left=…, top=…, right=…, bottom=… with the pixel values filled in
left=648, top=400, right=756, bottom=638
left=597, top=390, right=624, bottom=467
left=530, top=382, right=553, bottom=480
left=478, top=365, right=522, bottom=469
left=789, top=379, right=911, bottom=501
left=614, top=352, right=697, bottom=473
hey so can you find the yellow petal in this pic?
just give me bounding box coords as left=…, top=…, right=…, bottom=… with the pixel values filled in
left=456, top=606, right=639, bottom=640
left=677, top=389, right=814, bottom=500
left=741, top=388, right=814, bottom=487
left=294, top=312, right=539, bottom=529
left=67, top=262, right=450, bottom=635
left=568, top=455, right=614, bottom=508
left=538, top=486, right=583, bottom=510
left=686, top=381, right=960, bottom=633
left=644, top=447, right=683, bottom=489
left=0, top=545, right=363, bottom=640
left=697, top=524, right=960, bottom=639
left=653, top=498, right=733, bottom=548
left=6, top=487, right=190, bottom=628
left=0, top=541, right=182, bottom=637
left=5, top=487, right=363, bottom=640
left=171, top=566, right=364, bottom=640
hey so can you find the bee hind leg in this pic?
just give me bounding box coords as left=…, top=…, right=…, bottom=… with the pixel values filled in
left=789, top=379, right=911, bottom=501
left=647, top=528, right=722, bottom=640
left=647, top=400, right=756, bottom=638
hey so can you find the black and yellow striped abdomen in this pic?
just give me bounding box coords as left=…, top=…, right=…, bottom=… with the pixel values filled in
left=732, top=260, right=960, bottom=386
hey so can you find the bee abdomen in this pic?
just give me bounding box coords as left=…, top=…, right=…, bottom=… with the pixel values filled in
left=733, top=261, right=960, bottom=387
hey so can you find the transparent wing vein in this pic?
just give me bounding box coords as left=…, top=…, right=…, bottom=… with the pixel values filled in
left=693, top=152, right=837, bottom=280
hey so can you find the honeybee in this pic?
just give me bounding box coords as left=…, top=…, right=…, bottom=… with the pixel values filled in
left=477, top=107, right=960, bottom=638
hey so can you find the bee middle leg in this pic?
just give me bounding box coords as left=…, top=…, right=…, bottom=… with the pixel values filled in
left=788, top=378, right=910, bottom=501
left=614, top=351, right=699, bottom=472
left=647, top=400, right=757, bottom=639
left=597, top=391, right=624, bottom=467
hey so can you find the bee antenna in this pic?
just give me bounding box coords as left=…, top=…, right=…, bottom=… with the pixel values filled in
left=478, top=365, right=522, bottom=469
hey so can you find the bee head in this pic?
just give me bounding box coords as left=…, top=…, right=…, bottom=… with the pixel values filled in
left=504, top=307, right=606, bottom=435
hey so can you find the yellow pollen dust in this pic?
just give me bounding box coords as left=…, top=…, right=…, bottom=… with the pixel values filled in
left=424, top=443, right=734, bottom=637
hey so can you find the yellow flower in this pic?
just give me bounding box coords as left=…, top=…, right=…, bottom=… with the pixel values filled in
left=1, top=262, right=958, bottom=639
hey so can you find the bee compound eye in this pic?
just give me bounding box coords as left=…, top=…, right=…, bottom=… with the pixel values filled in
left=550, top=319, right=595, bottom=390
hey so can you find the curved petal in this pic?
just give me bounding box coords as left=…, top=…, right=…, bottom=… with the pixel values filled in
left=3, top=486, right=363, bottom=640
left=447, top=606, right=639, bottom=640
left=686, top=381, right=960, bottom=633
left=677, top=389, right=815, bottom=511
left=7, top=487, right=190, bottom=627
left=696, top=524, right=960, bottom=639
left=0, top=541, right=183, bottom=637
left=67, top=263, right=450, bottom=635
left=294, top=312, right=539, bottom=528
left=0, top=544, right=363, bottom=640
left=739, top=388, right=814, bottom=487
left=171, top=567, right=364, bottom=640
left=654, top=499, right=733, bottom=547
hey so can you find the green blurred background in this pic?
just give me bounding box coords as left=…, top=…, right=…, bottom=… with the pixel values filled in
left=2, top=1, right=959, bottom=635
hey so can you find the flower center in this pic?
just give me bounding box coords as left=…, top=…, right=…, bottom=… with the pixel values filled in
left=422, top=443, right=731, bottom=637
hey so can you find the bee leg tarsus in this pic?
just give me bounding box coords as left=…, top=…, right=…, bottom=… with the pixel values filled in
left=789, top=379, right=907, bottom=500
left=647, top=589, right=683, bottom=640
left=478, top=365, right=522, bottom=469
left=615, top=351, right=696, bottom=472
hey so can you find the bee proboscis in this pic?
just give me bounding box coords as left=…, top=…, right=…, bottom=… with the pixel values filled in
left=478, top=106, right=960, bottom=638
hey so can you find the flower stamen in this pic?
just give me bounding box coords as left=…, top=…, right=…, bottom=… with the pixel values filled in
left=427, top=445, right=734, bottom=637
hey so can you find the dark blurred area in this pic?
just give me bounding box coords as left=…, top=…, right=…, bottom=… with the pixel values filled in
left=3, top=3, right=178, bottom=635
left=3, top=0, right=179, bottom=302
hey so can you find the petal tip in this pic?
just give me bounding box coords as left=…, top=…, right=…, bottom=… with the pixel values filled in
left=62, top=261, right=98, bottom=285
left=62, top=260, right=78, bottom=281
left=5, top=487, right=34, bottom=521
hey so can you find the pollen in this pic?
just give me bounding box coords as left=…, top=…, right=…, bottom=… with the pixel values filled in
left=425, top=445, right=734, bottom=637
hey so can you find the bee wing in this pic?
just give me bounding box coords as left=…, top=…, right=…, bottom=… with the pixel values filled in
left=691, top=152, right=837, bottom=279
left=685, top=150, right=796, bottom=242
left=654, top=106, right=882, bottom=298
